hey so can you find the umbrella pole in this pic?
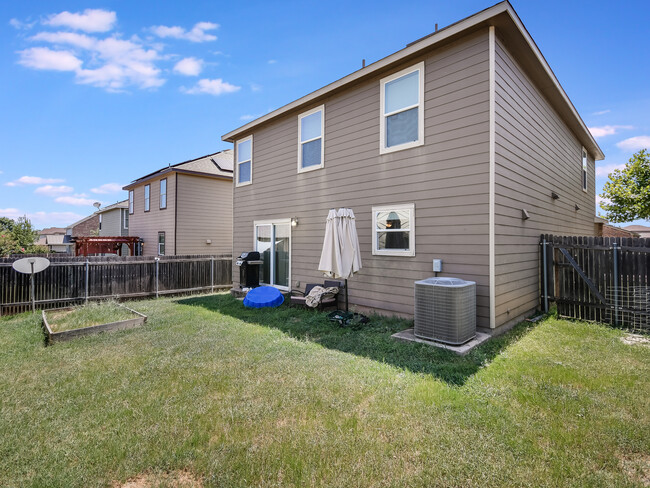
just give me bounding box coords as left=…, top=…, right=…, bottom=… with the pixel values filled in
left=345, top=278, right=349, bottom=312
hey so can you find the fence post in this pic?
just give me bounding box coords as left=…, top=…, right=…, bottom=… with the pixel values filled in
left=542, top=237, right=549, bottom=313
left=155, top=257, right=159, bottom=298
left=85, top=259, right=89, bottom=305
left=211, top=256, right=214, bottom=293
left=613, top=241, right=619, bottom=326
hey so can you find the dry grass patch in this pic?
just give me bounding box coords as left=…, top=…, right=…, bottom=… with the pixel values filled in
left=618, top=453, right=650, bottom=487
left=114, top=470, right=202, bottom=488
left=621, top=333, right=650, bottom=347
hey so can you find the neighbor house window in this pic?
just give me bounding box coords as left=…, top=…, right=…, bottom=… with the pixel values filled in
left=298, top=105, right=324, bottom=172
left=236, top=136, right=252, bottom=186
left=582, top=147, right=588, bottom=192
left=158, top=232, right=165, bottom=256
left=254, top=220, right=291, bottom=289
left=98, top=214, right=102, bottom=231
left=123, top=209, right=129, bottom=230
left=144, top=185, right=150, bottom=212
left=380, top=62, right=424, bottom=154
left=129, top=190, right=134, bottom=214
left=372, top=204, right=415, bottom=256
left=160, top=178, right=167, bottom=209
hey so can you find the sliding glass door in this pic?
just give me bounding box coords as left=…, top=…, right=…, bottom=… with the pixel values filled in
left=255, top=220, right=290, bottom=289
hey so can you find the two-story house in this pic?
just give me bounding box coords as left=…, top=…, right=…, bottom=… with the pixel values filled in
left=123, top=151, right=233, bottom=256
left=221, top=1, right=604, bottom=333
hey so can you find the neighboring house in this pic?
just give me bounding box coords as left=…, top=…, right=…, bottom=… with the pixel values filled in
left=37, top=227, right=73, bottom=253
left=221, top=1, right=604, bottom=332
left=123, top=151, right=233, bottom=256
left=602, top=224, right=639, bottom=238
left=66, top=213, right=100, bottom=238
left=97, top=200, right=129, bottom=237
left=623, top=225, right=650, bottom=239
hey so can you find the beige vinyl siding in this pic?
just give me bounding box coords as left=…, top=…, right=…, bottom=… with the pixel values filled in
left=233, top=30, right=491, bottom=325
left=98, top=208, right=126, bottom=237
left=493, top=35, right=596, bottom=326
left=128, top=174, right=176, bottom=256
left=176, top=174, right=233, bottom=255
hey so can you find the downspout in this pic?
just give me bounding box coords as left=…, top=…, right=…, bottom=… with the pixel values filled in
left=489, top=25, right=496, bottom=329
left=174, top=172, right=178, bottom=255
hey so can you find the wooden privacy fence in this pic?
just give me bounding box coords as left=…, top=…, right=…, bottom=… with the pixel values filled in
left=540, top=235, right=650, bottom=330
left=0, top=254, right=232, bottom=315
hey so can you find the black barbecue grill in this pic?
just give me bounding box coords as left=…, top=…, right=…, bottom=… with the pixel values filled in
left=235, top=251, right=263, bottom=289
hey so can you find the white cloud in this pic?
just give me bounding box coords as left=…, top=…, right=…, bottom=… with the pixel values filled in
left=0, top=208, right=84, bottom=227
left=44, top=9, right=116, bottom=33
left=34, top=185, right=74, bottom=196
left=250, top=83, right=262, bottom=92
left=240, top=113, right=263, bottom=121
left=588, top=125, right=633, bottom=138
left=596, top=195, right=611, bottom=208
left=592, top=109, right=611, bottom=116
left=31, top=31, right=96, bottom=49
left=18, top=47, right=82, bottom=71
left=595, top=163, right=626, bottom=177
left=90, top=183, right=123, bottom=194
left=183, top=78, right=240, bottom=96
left=616, top=136, right=650, bottom=152
left=55, top=196, right=99, bottom=206
left=151, top=21, right=218, bottom=42
left=10, top=18, right=36, bottom=30
left=173, top=57, right=203, bottom=76
left=267, top=59, right=277, bottom=64
left=5, top=176, right=65, bottom=186
left=23, top=33, right=164, bottom=91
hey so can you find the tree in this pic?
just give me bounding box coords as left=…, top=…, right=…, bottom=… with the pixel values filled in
left=12, top=216, right=39, bottom=250
left=0, top=217, right=14, bottom=233
left=600, top=149, right=650, bottom=223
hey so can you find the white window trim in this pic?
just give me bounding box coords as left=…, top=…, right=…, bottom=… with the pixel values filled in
left=235, top=135, right=253, bottom=187
left=123, top=209, right=128, bottom=230
left=297, top=105, right=325, bottom=174
left=158, top=232, right=165, bottom=256
left=129, top=190, right=134, bottom=214
left=582, top=147, right=588, bottom=192
left=98, top=213, right=102, bottom=231
left=160, top=178, right=167, bottom=209
left=372, top=203, right=415, bottom=257
left=253, top=218, right=291, bottom=291
left=379, top=62, right=425, bottom=155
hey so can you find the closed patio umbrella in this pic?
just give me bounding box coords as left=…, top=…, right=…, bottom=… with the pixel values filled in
left=318, top=207, right=362, bottom=311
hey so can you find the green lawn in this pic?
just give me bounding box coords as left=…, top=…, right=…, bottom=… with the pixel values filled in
left=1, top=294, right=648, bottom=487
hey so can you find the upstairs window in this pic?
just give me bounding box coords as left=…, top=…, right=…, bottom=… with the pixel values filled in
left=372, top=204, right=415, bottom=256
left=380, top=62, right=424, bottom=154
left=123, top=209, right=129, bottom=230
left=298, top=105, right=324, bottom=173
left=129, top=190, right=134, bottom=214
left=144, top=184, right=150, bottom=212
left=98, top=214, right=102, bottom=231
left=160, top=178, right=167, bottom=209
left=236, top=136, right=252, bottom=186
left=582, top=148, right=588, bottom=192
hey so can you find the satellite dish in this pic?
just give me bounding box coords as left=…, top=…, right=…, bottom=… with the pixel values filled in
left=12, top=257, right=50, bottom=274
left=93, top=202, right=101, bottom=209
left=12, top=257, right=50, bottom=313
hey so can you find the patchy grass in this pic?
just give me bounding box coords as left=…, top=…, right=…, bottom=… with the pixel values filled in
left=1, top=293, right=648, bottom=487
left=46, top=301, right=138, bottom=332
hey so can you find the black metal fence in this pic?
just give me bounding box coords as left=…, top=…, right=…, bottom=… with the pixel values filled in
left=540, top=235, right=650, bottom=330
left=0, top=254, right=232, bottom=315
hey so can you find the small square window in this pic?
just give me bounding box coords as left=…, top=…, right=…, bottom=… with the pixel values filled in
left=236, top=136, right=252, bottom=186
left=380, top=63, right=424, bottom=154
left=372, top=204, right=415, bottom=256
left=298, top=106, right=324, bottom=173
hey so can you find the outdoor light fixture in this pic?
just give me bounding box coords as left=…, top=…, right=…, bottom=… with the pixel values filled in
left=575, top=204, right=580, bottom=211
left=521, top=209, right=530, bottom=220
left=551, top=191, right=560, bottom=200
left=291, top=218, right=299, bottom=227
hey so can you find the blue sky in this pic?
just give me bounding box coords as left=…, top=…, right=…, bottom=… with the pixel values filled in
left=1, top=0, right=649, bottom=228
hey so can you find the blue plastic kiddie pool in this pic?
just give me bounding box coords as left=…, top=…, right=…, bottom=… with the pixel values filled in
left=243, top=286, right=284, bottom=308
